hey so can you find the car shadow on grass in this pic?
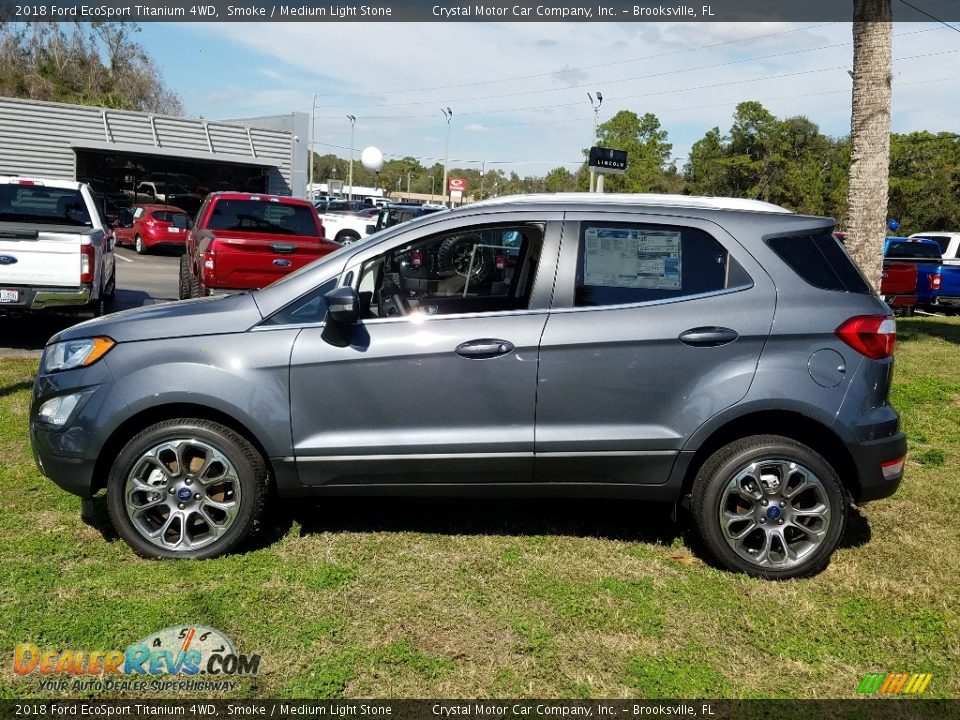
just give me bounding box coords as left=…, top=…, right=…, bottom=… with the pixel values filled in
left=79, top=494, right=871, bottom=560
left=275, top=496, right=683, bottom=546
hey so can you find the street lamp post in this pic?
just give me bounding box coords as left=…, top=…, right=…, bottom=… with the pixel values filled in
left=441, top=107, right=453, bottom=207
left=347, top=114, right=356, bottom=200
left=587, top=92, right=602, bottom=192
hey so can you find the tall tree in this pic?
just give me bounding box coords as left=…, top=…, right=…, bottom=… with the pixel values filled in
left=582, top=111, right=673, bottom=193
left=845, top=1, right=893, bottom=292
left=0, top=21, right=180, bottom=113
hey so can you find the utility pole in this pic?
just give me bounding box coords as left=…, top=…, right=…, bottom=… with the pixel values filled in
left=587, top=91, right=602, bottom=193
left=479, top=160, right=485, bottom=200
left=441, top=107, right=453, bottom=208
left=347, top=114, right=356, bottom=201
left=308, top=93, right=316, bottom=200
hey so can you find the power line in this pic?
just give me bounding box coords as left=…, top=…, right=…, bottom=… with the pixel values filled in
left=211, top=23, right=837, bottom=116
left=309, top=46, right=960, bottom=123
left=897, top=0, right=960, bottom=32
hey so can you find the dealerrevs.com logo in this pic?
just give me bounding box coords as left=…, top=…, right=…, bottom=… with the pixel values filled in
left=13, top=626, right=260, bottom=692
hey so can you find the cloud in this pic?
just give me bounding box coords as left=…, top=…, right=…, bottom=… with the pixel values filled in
left=259, top=68, right=282, bottom=80
left=552, top=65, right=589, bottom=87
left=166, top=21, right=959, bottom=173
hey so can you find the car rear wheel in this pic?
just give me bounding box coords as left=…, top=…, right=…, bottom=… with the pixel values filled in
left=690, top=435, right=847, bottom=579
left=107, top=419, right=268, bottom=559
left=134, top=234, right=147, bottom=255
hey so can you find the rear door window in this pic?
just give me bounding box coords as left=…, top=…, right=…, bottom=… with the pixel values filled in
left=575, top=222, right=751, bottom=307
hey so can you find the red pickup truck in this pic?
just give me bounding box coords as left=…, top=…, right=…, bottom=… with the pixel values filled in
left=179, top=192, right=339, bottom=299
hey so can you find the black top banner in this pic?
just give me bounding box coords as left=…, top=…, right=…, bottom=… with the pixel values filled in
left=0, top=0, right=958, bottom=22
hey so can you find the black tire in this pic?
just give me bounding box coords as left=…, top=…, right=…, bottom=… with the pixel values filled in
left=437, top=235, right=492, bottom=283
left=690, top=434, right=847, bottom=579
left=135, top=234, right=147, bottom=255
left=178, top=255, right=191, bottom=300
left=107, top=419, right=268, bottom=559
left=104, top=269, right=116, bottom=301
left=336, top=230, right=361, bottom=245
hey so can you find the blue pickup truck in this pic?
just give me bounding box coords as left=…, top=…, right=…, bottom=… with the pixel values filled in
left=885, top=237, right=960, bottom=313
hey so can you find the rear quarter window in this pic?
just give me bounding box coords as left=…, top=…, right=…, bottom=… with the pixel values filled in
left=767, top=233, right=872, bottom=293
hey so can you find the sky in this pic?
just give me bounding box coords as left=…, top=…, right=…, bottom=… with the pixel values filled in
left=137, top=20, right=960, bottom=176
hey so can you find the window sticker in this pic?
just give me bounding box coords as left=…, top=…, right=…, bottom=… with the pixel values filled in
left=583, top=227, right=682, bottom=289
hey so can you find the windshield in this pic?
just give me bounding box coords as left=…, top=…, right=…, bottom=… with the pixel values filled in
left=207, top=199, right=320, bottom=236
left=0, top=185, right=92, bottom=227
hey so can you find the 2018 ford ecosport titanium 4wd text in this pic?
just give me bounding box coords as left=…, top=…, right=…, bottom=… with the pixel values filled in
left=30, top=194, right=906, bottom=578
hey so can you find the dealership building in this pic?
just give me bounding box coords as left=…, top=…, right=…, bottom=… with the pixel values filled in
left=0, top=96, right=309, bottom=210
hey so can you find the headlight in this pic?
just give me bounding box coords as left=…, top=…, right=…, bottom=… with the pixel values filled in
left=43, top=337, right=115, bottom=373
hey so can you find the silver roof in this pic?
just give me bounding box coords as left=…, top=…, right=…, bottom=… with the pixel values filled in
left=467, top=192, right=791, bottom=214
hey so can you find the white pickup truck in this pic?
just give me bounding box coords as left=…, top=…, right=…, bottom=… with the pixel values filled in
left=0, top=176, right=116, bottom=317
left=318, top=210, right=378, bottom=245
left=910, top=231, right=960, bottom=265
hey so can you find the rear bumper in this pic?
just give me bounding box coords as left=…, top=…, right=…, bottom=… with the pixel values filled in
left=847, top=431, right=907, bottom=502
left=882, top=294, right=916, bottom=308
left=932, top=296, right=960, bottom=309
left=0, top=285, right=91, bottom=312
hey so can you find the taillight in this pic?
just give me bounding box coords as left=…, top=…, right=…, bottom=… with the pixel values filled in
left=930, top=273, right=942, bottom=290
left=835, top=315, right=896, bottom=360
left=202, top=251, right=216, bottom=283
left=496, top=254, right=506, bottom=270
left=411, top=249, right=423, bottom=268
left=80, top=245, right=95, bottom=284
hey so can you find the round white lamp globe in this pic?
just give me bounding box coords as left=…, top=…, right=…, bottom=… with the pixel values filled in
left=361, top=146, right=384, bottom=172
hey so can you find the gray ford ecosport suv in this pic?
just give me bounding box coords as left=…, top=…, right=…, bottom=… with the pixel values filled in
left=30, top=194, right=906, bottom=578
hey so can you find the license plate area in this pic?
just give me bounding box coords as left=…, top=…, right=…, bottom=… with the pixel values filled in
left=0, top=288, right=20, bottom=303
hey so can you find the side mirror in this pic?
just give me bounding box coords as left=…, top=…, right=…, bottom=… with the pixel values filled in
left=324, top=286, right=360, bottom=324
left=365, top=224, right=376, bottom=235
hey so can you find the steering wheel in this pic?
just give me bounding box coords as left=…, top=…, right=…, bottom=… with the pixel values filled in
left=382, top=278, right=411, bottom=316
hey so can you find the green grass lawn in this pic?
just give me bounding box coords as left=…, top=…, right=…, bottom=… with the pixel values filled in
left=1, top=316, right=958, bottom=700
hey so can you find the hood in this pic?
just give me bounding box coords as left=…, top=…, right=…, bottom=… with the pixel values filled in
left=51, top=293, right=263, bottom=345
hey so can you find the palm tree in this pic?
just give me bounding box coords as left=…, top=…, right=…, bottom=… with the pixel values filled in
left=844, top=0, right=893, bottom=292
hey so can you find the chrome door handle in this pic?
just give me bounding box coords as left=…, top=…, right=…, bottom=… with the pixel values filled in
left=679, top=327, right=739, bottom=347
left=455, top=339, right=515, bottom=359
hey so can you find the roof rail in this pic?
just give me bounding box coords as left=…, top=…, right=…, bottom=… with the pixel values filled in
left=467, top=192, right=790, bottom=214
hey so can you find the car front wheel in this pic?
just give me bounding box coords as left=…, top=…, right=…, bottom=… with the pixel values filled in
left=107, top=419, right=267, bottom=559
left=691, top=435, right=847, bottom=579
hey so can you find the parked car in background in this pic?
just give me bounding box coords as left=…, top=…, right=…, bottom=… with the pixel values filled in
left=135, top=181, right=203, bottom=216
left=179, top=192, right=338, bottom=299
left=114, top=204, right=192, bottom=254
left=884, top=237, right=944, bottom=312
left=374, top=203, right=446, bottom=233
left=0, top=175, right=115, bottom=317
left=909, top=231, right=960, bottom=264
left=314, top=199, right=367, bottom=215
left=31, top=193, right=905, bottom=579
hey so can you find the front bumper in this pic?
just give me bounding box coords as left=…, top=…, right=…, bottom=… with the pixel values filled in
left=30, top=364, right=129, bottom=498
left=847, top=431, right=908, bottom=502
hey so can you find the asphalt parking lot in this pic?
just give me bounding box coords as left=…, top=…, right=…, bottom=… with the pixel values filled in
left=0, top=246, right=180, bottom=357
